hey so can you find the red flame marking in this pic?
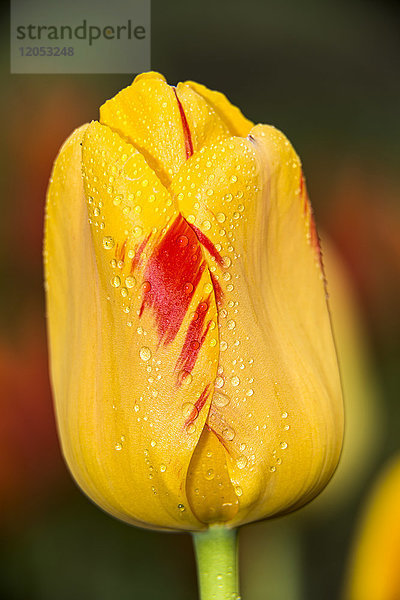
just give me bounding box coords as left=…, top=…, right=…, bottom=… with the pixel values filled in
left=115, top=240, right=127, bottom=262
left=130, top=234, right=150, bottom=273
left=173, top=88, right=193, bottom=160
left=175, top=297, right=211, bottom=377
left=190, top=225, right=224, bottom=266
left=210, top=273, right=224, bottom=306
left=184, top=385, right=210, bottom=428
left=140, top=215, right=205, bottom=345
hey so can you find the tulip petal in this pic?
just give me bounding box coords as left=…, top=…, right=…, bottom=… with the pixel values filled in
left=182, top=81, right=253, bottom=138
left=175, top=82, right=253, bottom=154
left=100, top=73, right=188, bottom=188
left=45, top=121, right=221, bottom=531
left=172, top=126, right=343, bottom=526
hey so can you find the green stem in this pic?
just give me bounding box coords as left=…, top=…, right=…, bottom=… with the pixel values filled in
left=192, top=526, right=240, bottom=600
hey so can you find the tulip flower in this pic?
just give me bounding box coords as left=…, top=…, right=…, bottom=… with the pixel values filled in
left=44, top=71, right=343, bottom=599
left=344, top=455, right=400, bottom=600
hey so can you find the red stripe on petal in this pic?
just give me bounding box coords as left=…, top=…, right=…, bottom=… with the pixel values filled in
left=190, top=225, right=224, bottom=266
left=210, top=273, right=224, bottom=306
left=130, top=234, right=150, bottom=273
left=175, top=296, right=211, bottom=377
left=185, top=385, right=210, bottom=428
left=173, top=88, right=193, bottom=160
left=140, top=215, right=205, bottom=345
left=115, top=240, right=127, bottom=262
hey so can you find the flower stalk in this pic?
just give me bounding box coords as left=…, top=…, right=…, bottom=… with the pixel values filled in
left=192, top=527, right=239, bottom=600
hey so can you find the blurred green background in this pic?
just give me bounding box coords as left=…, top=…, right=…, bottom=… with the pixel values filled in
left=1, top=0, right=400, bottom=598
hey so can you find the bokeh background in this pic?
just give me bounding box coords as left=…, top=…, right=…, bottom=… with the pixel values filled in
left=1, top=0, right=400, bottom=598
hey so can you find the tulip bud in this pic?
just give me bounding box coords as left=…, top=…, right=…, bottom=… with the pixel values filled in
left=44, top=72, right=343, bottom=532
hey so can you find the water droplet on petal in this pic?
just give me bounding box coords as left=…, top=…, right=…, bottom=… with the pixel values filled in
left=222, top=427, right=235, bottom=441
left=184, top=282, right=194, bottom=294
left=236, top=456, right=247, bottom=469
left=142, top=281, right=151, bottom=293
left=125, top=276, right=136, bottom=288
left=231, top=376, right=240, bottom=387
left=179, top=370, right=193, bottom=386
left=280, top=442, right=288, bottom=450
left=111, top=276, right=121, bottom=288
left=205, top=469, right=215, bottom=480
left=182, top=402, right=196, bottom=419
left=103, top=236, right=115, bottom=249
left=215, top=376, right=224, bottom=389
left=139, top=347, right=152, bottom=361
left=177, top=235, right=189, bottom=247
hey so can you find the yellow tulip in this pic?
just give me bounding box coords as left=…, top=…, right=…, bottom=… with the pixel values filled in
left=344, top=455, right=400, bottom=600
left=44, top=71, right=343, bottom=535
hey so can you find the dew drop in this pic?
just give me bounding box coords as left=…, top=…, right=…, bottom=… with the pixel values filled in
left=186, top=423, right=196, bottom=434
left=125, top=276, right=136, bottom=288
left=280, top=442, right=288, bottom=450
left=182, top=402, right=196, bottom=419
left=203, top=282, right=213, bottom=294
left=139, top=347, right=152, bottom=361
left=111, top=276, right=121, bottom=288
left=142, top=281, right=151, bottom=293
left=235, top=486, right=243, bottom=497
left=216, top=212, right=226, bottom=223
left=236, top=456, right=247, bottom=469
left=227, top=319, right=236, bottom=330
left=213, top=392, right=230, bottom=408
left=199, top=302, right=208, bottom=313
left=220, top=341, right=228, bottom=351
left=270, top=466, right=276, bottom=472
left=246, top=389, right=254, bottom=397
left=179, top=370, right=193, bottom=386
left=281, top=412, right=288, bottom=419
left=231, top=376, right=240, bottom=387
left=222, top=256, right=232, bottom=268
left=222, top=427, right=235, bottom=441
left=115, top=442, right=122, bottom=451
left=205, top=469, right=215, bottom=480
left=177, top=235, right=189, bottom=247
left=202, top=220, right=211, bottom=231
left=103, top=236, right=115, bottom=250
left=160, top=464, right=166, bottom=473
left=184, top=282, right=194, bottom=294
left=134, top=226, right=143, bottom=237
left=178, top=503, right=186, bottom=512
left=215, top=376, right=224, bottom=389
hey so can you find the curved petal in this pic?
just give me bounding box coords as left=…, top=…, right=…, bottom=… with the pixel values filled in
left=100, top=72, right=187, bottom=188
left=182, top=80, right=253, bottom=138
left=45, top=121, right=220, bottom=531
left=175, top=82, right=253, bottom=154
left=172, top=126, right=343, bottom=526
